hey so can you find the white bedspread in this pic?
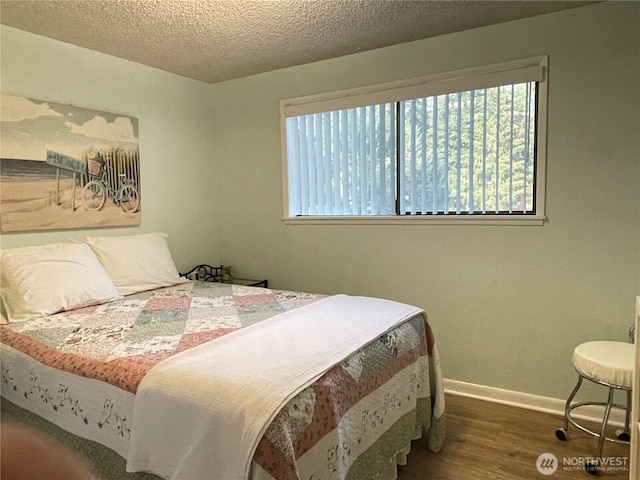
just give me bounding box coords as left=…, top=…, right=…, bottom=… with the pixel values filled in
left=126, top=294, right=422, bottom=480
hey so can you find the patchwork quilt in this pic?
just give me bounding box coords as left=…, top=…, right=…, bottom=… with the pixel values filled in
left=0, top=281, right=445, bottom=480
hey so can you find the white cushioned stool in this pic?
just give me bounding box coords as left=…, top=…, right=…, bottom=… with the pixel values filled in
left=556, top=341, right=634, bottom=475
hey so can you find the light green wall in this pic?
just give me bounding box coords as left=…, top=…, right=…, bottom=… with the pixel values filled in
left=211, top=2, right=640, bottom=399
left=0, top=26, right=222, bottom=269
left=1, top=2, right=639, bottom=400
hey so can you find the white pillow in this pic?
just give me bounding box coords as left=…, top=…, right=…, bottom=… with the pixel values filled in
left=0, top=243, right=120, bottom=322
left=85, top=232, right=187, bottom=296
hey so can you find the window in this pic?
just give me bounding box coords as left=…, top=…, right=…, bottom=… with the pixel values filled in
left=281, top=56, right=548, bottom=225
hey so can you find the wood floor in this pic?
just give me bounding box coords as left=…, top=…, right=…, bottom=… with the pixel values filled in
left=398, top=394, right=631, bottom=480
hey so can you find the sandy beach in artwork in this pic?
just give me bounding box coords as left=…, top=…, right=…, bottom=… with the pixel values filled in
left=0, top=178, right=140, bottom=232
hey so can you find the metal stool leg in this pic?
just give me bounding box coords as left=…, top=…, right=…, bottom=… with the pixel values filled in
left=597, top=387, right=616, bottom=458
left=615, top=390, right=632, bottom=442
left=586, top=387, right=616, bottom=475
left=556, top=375, right=583, bottom=440
left=625, top=389, right=632, bottom=432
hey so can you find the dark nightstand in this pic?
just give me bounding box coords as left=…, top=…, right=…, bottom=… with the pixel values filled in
left=180, top=264, right=268, bottom=288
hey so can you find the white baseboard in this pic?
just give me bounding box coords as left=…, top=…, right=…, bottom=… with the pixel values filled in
left=443, top=378, right=627, bottom=427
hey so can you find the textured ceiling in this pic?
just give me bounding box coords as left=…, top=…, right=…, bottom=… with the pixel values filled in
left=0, top=0, right=598, bottom=84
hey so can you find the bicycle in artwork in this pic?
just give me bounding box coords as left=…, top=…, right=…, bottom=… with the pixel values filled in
left=82, top=153, right=139, bottom=213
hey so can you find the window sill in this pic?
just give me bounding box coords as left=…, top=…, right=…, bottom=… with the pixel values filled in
left=282, top=215, right=546, bottom=226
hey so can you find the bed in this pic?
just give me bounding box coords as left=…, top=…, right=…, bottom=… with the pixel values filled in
left=0, top=233, right=445, bottom=480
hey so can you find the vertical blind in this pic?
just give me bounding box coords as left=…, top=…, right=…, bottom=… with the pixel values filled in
left=398, top=82, right=536, bottom=215
left=283, top=57, right=545, bottom=218
left=286, top=104, right=396, bottom=216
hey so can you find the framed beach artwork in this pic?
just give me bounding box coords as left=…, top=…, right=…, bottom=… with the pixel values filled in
left=0, top=94, right=141, bottom=232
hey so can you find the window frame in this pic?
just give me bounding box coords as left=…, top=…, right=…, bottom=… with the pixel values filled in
left=280, top=56, right=548, bottom=226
